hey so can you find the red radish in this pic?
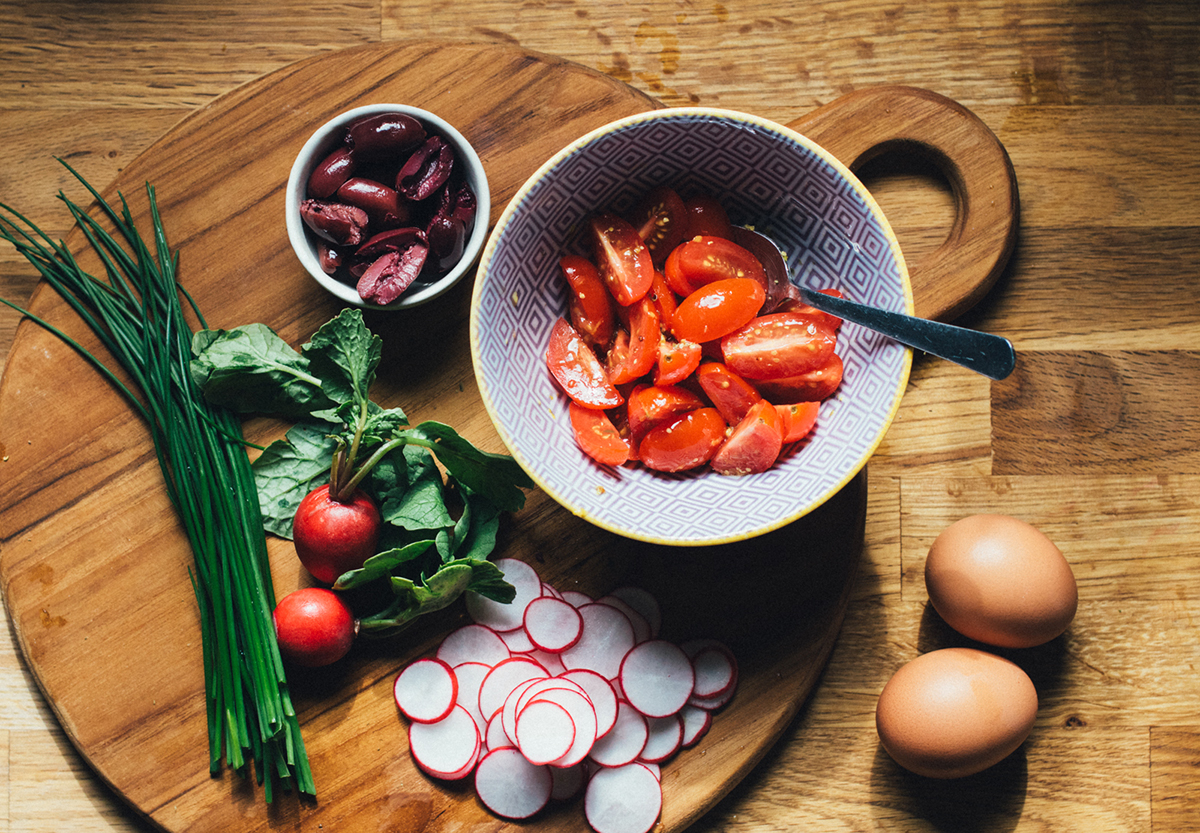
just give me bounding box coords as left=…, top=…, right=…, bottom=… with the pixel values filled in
left=409, top=704, right=480, bottom=780
left=272, top=587, right=357, bottom=667
left=597, top=595, right=651, bottom=644
left=639, top=714, right=683, bottom=763
left=533, top=688, right=599, bottom=768
left=394, top=657, right=458, bottom=723
left=479, top=657, right=549, bottom=722
left=560, top=603, right=636, bottom=680
left=515, top=699, right=577, bottom=765
left=641, top=761, right=662, bottom=781
left=466, top=558, right=544, bottom=632
left=607, top=586, right=661, bottom=639
left=619, top=640, right=695, bottom=718
left=559, top=668, right=619, bottom=738
left=679, top=705, right=712, bottom=747
left=527, top=649, right=567, bottom=675
left=561, top=589, right=594, bottom=607
left=688, top=683, right=736, bottom=711
left=291, top=484, right=381, bottom=584
left=486, top=711, right=512, bottom=750
left=541, top=582, right=566, bottom=600
left=689, top=642, right=738, bottom=698
left=501, top=678, right=546, bottom=747
left=584, top=762, right=663, bottom=833
left=452, top=661, right=491, bottom=733
left=436, top=623, right=511, bottom=668
left=524, top=596, right=584, bottom=653
left=499, top=625, right=536, bottom=653
left=473, top=746, right=553, bottom=819
left=588, top=700, right=648, bottom=767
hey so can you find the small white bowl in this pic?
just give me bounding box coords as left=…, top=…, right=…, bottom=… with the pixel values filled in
left=286, top=103, right=490, bottom=310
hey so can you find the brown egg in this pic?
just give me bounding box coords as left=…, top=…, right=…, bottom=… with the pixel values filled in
left=925, top=514, right=1078, bottom=648
left=875, top=647, right=1037, bottom=779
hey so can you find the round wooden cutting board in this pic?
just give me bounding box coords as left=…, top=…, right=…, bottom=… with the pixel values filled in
left=0, top=42, right=1016, bottom=833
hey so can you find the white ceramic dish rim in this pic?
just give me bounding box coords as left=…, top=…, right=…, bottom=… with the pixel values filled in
left=470, top=106, right=913, bottom=546
left=285, top=103, right=491, bottom=310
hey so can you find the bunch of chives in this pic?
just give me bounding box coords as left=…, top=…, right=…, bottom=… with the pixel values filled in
left=0, top=162, right=314, bottom=800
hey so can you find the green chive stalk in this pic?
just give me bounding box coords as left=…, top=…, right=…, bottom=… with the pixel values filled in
left=0, top=162, right=314, bottom=800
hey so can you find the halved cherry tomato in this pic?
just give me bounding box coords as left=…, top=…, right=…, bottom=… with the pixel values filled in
left=682, top=194, right=735, bottom=241
left=607, top=297, right=660, bottom=384
left=753, top=353, right=844, bottom=402
left=561, top=255, right=615, bottom=349
left=545, top=317, right=623, bottom=409
left=653, top=337, right=702, bottom=386
left=720, top=311, right=838, bottom=380
left=776, top=401, right=820, bottom=443
left=775, top=287, right=844, bottom=331
left=632, top=186, right=688, bottom=266
left=695, top=362, right=762, bottom=425
left=671, top=277, right=766, bottom=344
left=711, top=399, right=784, bottom=476
left=639, top=407, right=726, bottom=473
left=647, top=270, right=678, bottom=331
left=626, top=384, right=705, bottom=444
left=590, top=214, right=654, bottom=306
left=569, top=401, right=630, bottom=466
left=663, top=236, right=768, bottom=298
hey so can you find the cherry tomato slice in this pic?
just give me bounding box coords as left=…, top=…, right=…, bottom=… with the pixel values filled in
left=776, top=400, right=820, bottom=443
left=711, top=399, right=784, bottom=476
left=671, top=277, right=766, bottom=344
left=627, top=384, right=705, bottom=444
left=695, top=362, right=762, bottom=425
left=653, top=337, right=702, bottom=386
left=753, top=353, right=844, bottom=403
left=569, top=401, right=630, bottom=466
left=720, top=311, right=838, bottom=380
left=590, top=214, right=654, bottom=306
left=663, top=236, right=768, bottom=298
left=545, top=317, right=623, bottom=409
left=639, top=407, right=726, bottom=473
left=682, top=194, right=735, bottom=241
left=647, top=270, right=679, bottom=331
left=561, top=254, right=616, bottom=350
left=632, top=186, right=688, bottom=266
left=607, top=297, right=660, bottom=385
left=775, top=287, right=844, bottom=332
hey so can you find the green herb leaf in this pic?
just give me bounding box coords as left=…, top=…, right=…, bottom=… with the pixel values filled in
left=252, top=422, right=339, bottom=538
left=397, top=422, right=532, bottom=513
left=380, top=445, right=453, bottom=531
left=356, top=558, right=514, bottom=636
left=333, top=540, right=435, bottom=591
left=301, top=308, right=380, bottom=408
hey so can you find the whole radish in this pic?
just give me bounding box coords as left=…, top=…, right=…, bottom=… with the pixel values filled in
left=273, top=588, right=358, bottom=667
left=292, top=484, right=381, bottom=584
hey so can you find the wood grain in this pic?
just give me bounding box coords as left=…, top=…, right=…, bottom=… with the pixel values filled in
left=2, top=1, right=1199, bottom=832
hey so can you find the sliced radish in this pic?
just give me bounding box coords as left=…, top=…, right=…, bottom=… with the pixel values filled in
left=689, top=642, right=738, bottom=698
left=561, top=603, right=636, bottom=680
left=597, top=595, right=651, bottom=644
left=478, top=656, right=549, bottom=722
left=641, top=761, right=661, bottom=781
left=524, top=596, right=584, bottom=653
left=550, top=761, right=587, bottom=801
left=541, top=581, right=566, bottom=601
left=559, top=668, right=619, bottom=738
left=608, top=586, right=662, bottom=639
left=619, top=639, right=695, bottom=718
left=394, top=658, right=458, bottom=724
left=527, top=649, right=567, bottom=675
left=516, top=699, right=578, bottom=765
left=679, top=704, right=712, bottom=747
left=584, top=762, right=663, bottom=833
left=437, top=623, right=511, bottom=668
left=639, top=714, right=683, bottom=764
left=409, top=704, right=480, bottom=780
left=588, top=700, right=648, bottom=767
left=499, top=625, right=536, bottom=653
left=486, top=711, right=513, bottom=750
left=561, top=589, right=595, bottom=608
left=502, top=677, right=546, bottom=746
left=452, top=661, right=491, bottom=733
left=515, top=676, right=589, bottom=716
left=473, top=746, right=553, bottom=820
left=536, top=687, right=599, bottom=768
left=688, top=683, right=735, bottom=711
left=465, top=558, right=544, bottom=632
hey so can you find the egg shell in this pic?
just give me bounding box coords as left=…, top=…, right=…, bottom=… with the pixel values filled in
left=925, top=514, right=1078, bottom=648
left=875, top=647, right=1037, bottom=779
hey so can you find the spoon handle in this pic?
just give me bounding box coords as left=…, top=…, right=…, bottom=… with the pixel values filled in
left=798, top=287, right=1017, bottom=381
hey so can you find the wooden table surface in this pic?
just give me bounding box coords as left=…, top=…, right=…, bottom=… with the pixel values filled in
left=1, top=2, right=1198, bottom=832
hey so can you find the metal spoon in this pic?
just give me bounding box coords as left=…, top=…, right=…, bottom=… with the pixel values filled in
left=732, top=227, right=1016, bottom=381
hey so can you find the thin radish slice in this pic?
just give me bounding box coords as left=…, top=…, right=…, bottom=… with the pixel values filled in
left=453, top=661, right=491, bottom=733
left=588, top=700, right=648, bottom=767
left=479, top=657, right=548, bottom=722
left=560, top=603, right=636, bottom=680
left=536, top=688, right=599, bottom=768
left=639, top=714, right=683, bottom=764
left=561, top=589, right=594, bottom=607
left=679, top=704, right=712, bottom=747
left=436, top=623, right=511, bottom=668
left=515, top=699, right=578, bottom=765
left=541, top=582, right=566, bottom=601
left=527, top=649, right=567, bottom=675
left=688, top=683, right=735, bottom=711
left=515, top=676, right=589, bottom=716
left=608, top=586, right=662, bottom=639
left=641, top=761, right=661, bottom=781
left=465, top=558, right=544, bottom=632
left=550, top=762, right=587, bottom=801
left=501, top=678, right=545, bottom=746
left=499, top=625, right=536, bottom=653
left=394, top=658, right=458, bottom=724
left=689, top=643, right=738, bottom=698
left=597, top=595, right=651, bottom=644
left=486, top=712, right=513, bottom=751
left=474, top=746, right=553, bottom=820
left=409, top=704, right=480, bottom=780
left=559, top=668, right=619, bottom=738
left=524, top=596, right=584, bottom=653
left=584, top=762, right=663, bottom=833
left=619, top=639, right=695, bottom=718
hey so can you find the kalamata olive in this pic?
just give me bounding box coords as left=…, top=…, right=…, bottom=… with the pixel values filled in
left=355, top=226, right=427, bottom=262
left=426, top=215, right=465, bottom=272
left=357, top=241, right=429, bottom=305
left=346, top=113, right=427, bottom=160
left=307, top=147, right=357, bottom=200
left=396, top=136, right=454, bottom=201
left=438, top=179, right=477, bottom=228
left=317, top=242, right=343, bottom=275
left=335, top=177, right=411, bottom=229
left=300, top=199, right=369, bottom=247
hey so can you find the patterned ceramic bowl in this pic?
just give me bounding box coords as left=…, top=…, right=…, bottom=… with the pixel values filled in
left=470, top=108, right=912, bottom=546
